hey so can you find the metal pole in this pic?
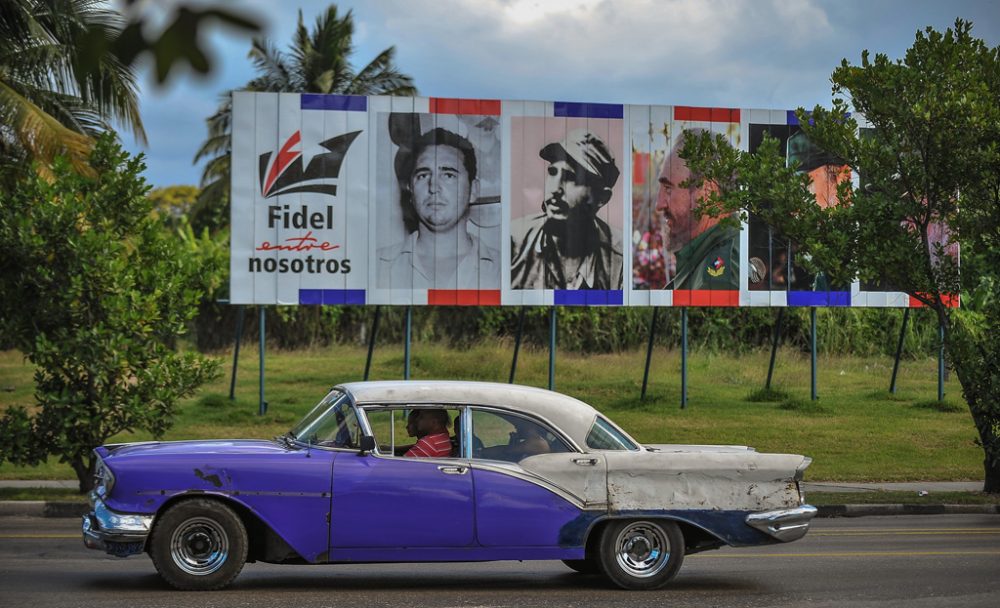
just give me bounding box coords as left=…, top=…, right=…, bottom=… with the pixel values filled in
left=229, top=305, right=245, bottom=400
left=509, top=308, right=526, bottom=384
left=810, top=307, right=817, bottom=401
left=404, top=306, right=412, bottom=380
left=364, top=306, right=381, bottom=381
left=548, top=306, right=557, bottom=391
left=258, top=306, right=266, bottom=416
left=938, top=321, right=945, bottom=401
left=641, top=308, right=659, bottom=400
left=889, top=308, right=910, bottom=394
left=680, top=308, right=688, bottom=409
left=765, top=308, right=784, bottom=391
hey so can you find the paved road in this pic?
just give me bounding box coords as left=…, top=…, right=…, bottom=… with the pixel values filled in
left=1, top=514, right=998, bottom=607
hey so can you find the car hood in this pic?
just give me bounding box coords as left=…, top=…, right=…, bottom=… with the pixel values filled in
left=99, top=439, right=288, bottom=459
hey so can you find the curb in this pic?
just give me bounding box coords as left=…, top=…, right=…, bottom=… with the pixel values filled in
left=816, top=504, right=1000, bottom=517
left=1, top=501, right=998, bottom=519
left=0, top=501, right=89, bottom=518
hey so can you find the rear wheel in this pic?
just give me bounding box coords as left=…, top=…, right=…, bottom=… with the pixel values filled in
left=597, top=519, right=684, bottom=590
left=150, top=498, right=248, bottom=591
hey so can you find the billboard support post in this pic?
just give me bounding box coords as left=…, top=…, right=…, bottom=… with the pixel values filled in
left=938, top=321, right=945, bottom=401
left=889, top=307, right=910, bottom=394
left=681, top=308, right=688, bottom=409
left=509, top=308, right=526, bottom=384
left=404, top=306, right=412, bottom=380
left=229, top=305, right=244, bottom=400
left=548, top=307, right=557, bottom=391
left=810, top=307, right=818, bottom=401
left=364, top=306, right=381, bottom=381
left=765, top=308, right=784, bottom=391
left=641, top=308, right=659, bottom=400
left=258, top=306, right=266, bottom=416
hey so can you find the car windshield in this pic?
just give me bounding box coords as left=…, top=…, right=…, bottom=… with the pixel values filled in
left=288, top=390, right=363, bottom=448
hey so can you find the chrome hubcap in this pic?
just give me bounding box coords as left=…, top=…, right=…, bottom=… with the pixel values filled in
left=170, top=516, right=229, bottom=576
left=614, top=522, right=670, bottom=578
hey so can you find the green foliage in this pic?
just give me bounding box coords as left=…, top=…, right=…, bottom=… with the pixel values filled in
left=149, top=185, right=199, bottom=228
left=0, top=136, right=221, bottom=491
left=0, top=0, right=144, bottom=184
left=681, top=20, right=1000, bottom=492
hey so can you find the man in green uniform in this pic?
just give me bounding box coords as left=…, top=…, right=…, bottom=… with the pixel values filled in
left=656, top=129, right=739, bottom=290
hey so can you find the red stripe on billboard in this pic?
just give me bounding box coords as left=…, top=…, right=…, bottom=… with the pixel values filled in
left=909, top=293, right=960, bottom=308
left=430, top=98, right=501, bottom=115
left=674, top=106, right=740, bottom=123
left=672, top=290, right=738, bottom=306
left=427, top=290, right=501, bottom=306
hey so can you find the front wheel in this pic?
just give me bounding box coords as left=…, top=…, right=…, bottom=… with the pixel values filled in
left=149, top=498, right=248, bottom=591
left=597, top=519, right=684, bottom=590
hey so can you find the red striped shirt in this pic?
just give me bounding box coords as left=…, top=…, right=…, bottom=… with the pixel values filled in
left=404, top=432, right=453, bottom=458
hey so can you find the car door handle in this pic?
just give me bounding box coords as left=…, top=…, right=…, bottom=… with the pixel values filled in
left=438, top=465, right=469, bottom=475
left=573, top=458, right=599, bottom=466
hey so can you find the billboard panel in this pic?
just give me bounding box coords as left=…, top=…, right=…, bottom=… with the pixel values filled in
left=229, top=92, right=955, bottom=308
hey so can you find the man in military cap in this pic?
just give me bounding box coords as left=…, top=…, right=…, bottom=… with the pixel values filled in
left=510, top=130, right=623, bottom=290
left=657, top=128, right=740, bottom=290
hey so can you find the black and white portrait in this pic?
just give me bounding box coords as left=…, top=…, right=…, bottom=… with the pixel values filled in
left=375, top=112, right=501, bottom=290
left=509, top=120, right=624, bottom=291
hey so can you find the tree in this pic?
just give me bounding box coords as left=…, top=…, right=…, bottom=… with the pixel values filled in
left=192, top=4, right=417, bottom=231
left=0, top=0, right=260, bottom=187
left=149, top=184, right=199, bottom=229
left=0, top=136, right=221, bottom=492
left=681, top=20, right=1000, bottom=492
left=0, top=0, right=144, bottom=184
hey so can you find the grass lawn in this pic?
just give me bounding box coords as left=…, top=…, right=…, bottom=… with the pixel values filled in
left=0, top=343, right=981, bottom=483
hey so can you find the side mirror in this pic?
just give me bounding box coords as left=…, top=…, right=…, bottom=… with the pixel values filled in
left=358, top=435, right=376, bottom=455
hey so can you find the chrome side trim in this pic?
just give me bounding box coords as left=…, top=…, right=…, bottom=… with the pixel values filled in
left=745, top=505, right=818, bottom=542
left=469, top=461, right=605, bottom=510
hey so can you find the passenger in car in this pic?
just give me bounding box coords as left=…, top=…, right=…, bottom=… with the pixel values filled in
left=480, top=416, right=551, bottom=462
left=404, top=409, right=452, bottom=458
left=504, top=417, right=551, bottom=461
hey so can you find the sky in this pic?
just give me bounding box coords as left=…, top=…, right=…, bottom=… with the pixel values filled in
left=123, top=0, right=1000, bottom=188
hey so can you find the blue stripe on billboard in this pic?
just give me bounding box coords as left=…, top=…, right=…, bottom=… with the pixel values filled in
left=554, top=290, right=623, bottom=306
left=787, top=291, right=851, bottom=307
left=299, top=289, right=367, bottom=305
left=554, top=102, right=624, bottom=119
left=301, top=94, right=367, bottom=112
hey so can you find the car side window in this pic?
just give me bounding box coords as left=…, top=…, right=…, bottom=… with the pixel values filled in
left=586, top=416, right=639, bottom=451
left=364, top=407, right=461, bottom=458
left=470, top=410, right=569, bottom=462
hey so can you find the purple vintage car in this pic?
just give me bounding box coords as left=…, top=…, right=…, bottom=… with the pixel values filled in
left=82, top=381, right=816, bottom=590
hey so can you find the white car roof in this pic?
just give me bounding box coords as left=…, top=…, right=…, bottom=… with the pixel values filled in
left=336, top=380, right=630, bottom=450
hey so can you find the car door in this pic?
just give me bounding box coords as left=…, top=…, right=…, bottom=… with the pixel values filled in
left=329, top=406, right=475, bottom=549
left=467, top=408, right=607, bottom=548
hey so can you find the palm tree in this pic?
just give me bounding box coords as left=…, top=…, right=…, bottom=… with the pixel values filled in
left=192, top=5, right=417, bottom=231
left=0, top=0, right=144, bottom=184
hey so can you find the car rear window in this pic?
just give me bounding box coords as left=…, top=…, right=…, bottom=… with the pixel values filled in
left=586, top=417, right=639, bottom=451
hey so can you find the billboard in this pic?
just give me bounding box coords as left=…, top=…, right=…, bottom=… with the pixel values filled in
left=230, top=93, right=956, bottom=308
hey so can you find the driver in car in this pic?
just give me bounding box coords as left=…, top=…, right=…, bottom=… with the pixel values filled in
left=404, top=409, right=453, bottom=458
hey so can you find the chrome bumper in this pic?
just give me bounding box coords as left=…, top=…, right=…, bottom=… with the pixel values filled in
left=81, top=498, right=154, bottom=557
left=745, top=505, right=818, bottom=542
